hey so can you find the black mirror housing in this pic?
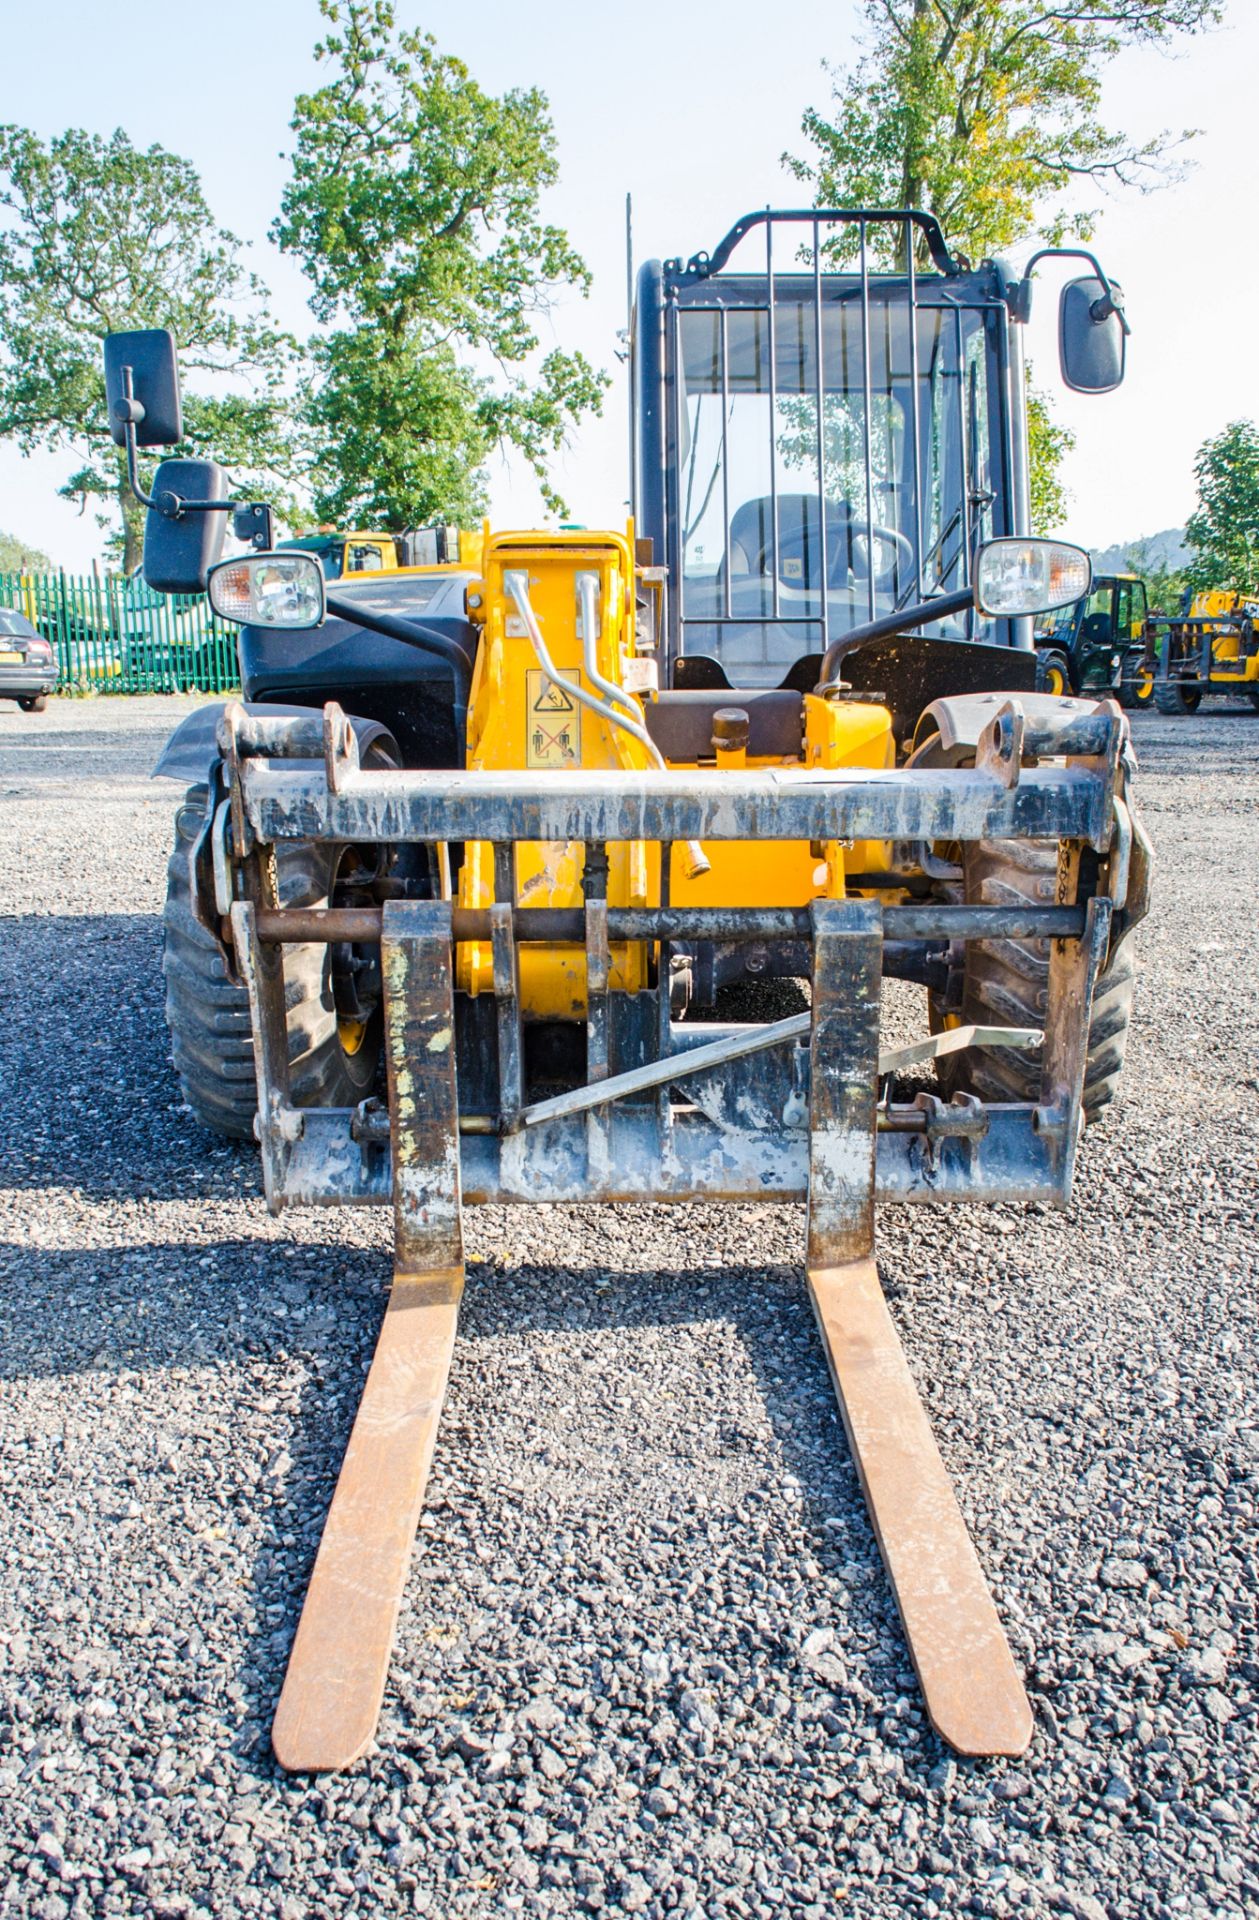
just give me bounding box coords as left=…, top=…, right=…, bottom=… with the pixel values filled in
left=1059, top=276, right=1126, bottom=394
left=143, top=460, right=229, bottom=592
left=103, top=329, right=183, bottom=447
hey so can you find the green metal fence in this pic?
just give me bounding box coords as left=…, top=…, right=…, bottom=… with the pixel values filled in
left=0, top=570, right=240, bottom=694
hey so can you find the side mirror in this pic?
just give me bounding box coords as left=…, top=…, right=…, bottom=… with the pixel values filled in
left=143, top=459, right=229, bottom=593
left=103, top=329, right=183, bottom=446
left=974, top=539, right=1091, bottom=618
left=1059, top=276, right=1126, bottom=394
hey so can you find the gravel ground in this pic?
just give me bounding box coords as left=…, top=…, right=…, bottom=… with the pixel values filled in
left=0, top=693, right=1255, bottom=1920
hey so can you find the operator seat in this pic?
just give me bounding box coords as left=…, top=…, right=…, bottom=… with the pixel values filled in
left=726, top=493, right=855, bottom=591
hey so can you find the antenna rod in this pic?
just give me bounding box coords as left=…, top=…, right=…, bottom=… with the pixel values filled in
left=626, top=191, right=636, bottom=520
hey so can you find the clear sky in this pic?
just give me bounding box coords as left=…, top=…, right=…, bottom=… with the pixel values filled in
left=2, top=0, right=1256, bottom=570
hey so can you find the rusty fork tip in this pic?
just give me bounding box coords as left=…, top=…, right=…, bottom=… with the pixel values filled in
left=922, top=1692, right=1035, bottom=1760
left=271, top=1721, right=378, bottom=1776
left=806, top=1257, right=1035, bottom=1762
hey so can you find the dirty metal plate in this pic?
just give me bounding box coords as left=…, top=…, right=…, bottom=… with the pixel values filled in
left=271, top=1267, right=464, bottom=1773
left=241, top=759, right=1111, bottom=851
left=808, top=1257, right=1033, bottom=1758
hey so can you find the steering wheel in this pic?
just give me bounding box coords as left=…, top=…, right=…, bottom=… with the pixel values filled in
left=758, top=519, right=913, bottom=593
left=847, top=520, right=914, bottom=588
left=766, top=526, right=826, bottom=592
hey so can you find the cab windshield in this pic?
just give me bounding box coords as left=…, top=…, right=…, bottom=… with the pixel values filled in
left=674, top=285, right=1002, bottom=683
left=1035, top=601, right=1080, bottom=644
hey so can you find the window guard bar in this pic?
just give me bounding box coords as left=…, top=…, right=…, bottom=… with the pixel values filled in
left=666, top=208, right=964, bottom=285
left=671, top=214, right=982, bottom=666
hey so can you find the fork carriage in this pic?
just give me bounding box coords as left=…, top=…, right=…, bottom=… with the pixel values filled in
left=225, top=698, right=1128, bottom=1223
left=206, top=690, right=1144, bottom=1771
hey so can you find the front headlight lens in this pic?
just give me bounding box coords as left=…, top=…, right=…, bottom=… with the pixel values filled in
left=208, top=554, right=325, bottom=629
left=975, top=539, right=1091, bottom=618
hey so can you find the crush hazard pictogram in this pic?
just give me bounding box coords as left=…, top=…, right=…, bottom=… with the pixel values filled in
left=526, top=669, right=581, bottom=768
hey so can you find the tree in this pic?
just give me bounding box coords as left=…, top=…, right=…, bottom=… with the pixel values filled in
left=1026, top=379, right=1074, bottom=532
left=0, top=127, right=296, bottom=571
left=788, top=0, right=1221, bottom=518
left=0, top=528, right=50, bottom=572
left=1184, top=421, right=1259, bottom=597
left=276, top=0, right=607, bottom=528
left=789, top=1, right=1221, bottom=265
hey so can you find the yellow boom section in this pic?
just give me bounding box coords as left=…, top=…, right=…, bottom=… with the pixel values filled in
left=1187, top=589, right=1259, bottom=682
left=455, top=525, right=896, bottom=1018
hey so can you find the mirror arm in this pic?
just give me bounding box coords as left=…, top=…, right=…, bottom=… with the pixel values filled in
left=115, top=363, right=272, bottom=552
left=814, top=586, right=975, bottom=694
left=1011, top=247, right=1131, bottom=335
left=114, top=368, right=162, bottom=512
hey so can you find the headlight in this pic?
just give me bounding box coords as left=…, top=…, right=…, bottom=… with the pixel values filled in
left=207, top=553, right=326, bottom=629
left=974, top=539, right=1091, bottom=618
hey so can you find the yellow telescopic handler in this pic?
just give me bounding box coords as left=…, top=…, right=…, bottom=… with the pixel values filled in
left=103, top=208, right=1151, bottom=1772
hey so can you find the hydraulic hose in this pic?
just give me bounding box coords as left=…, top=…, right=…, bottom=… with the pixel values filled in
left=504, top=572, right=708, bottom=879
left=577, top=571, right=640, bottom=719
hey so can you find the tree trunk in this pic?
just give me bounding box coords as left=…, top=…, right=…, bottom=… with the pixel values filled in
left=118, top=478, right=143, bottom=576
left=898, top=0, right=932, bottom=270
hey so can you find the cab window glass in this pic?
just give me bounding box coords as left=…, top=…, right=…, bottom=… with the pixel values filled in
left=347, top=544, right=386, bottom=573
left=1130, top=580, right=1148, bottom=631
left=1114, top=582, right=1132, bottom=632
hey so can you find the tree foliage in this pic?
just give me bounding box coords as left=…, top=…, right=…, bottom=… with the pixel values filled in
left=1026, top=375, right=1074, bottom=532
left=787, top=1, right=1218, bottom=535
left=789, top=0, right=1221, bottom=266
left=276, top=0, right=607, bottom=527
left=0, top=126, right=296, bottom=570
left=1184, top=420, right=1259, bottom=597
left=0, top=527, right=51, bottom=572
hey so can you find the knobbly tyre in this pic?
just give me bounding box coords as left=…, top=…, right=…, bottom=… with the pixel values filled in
left=102, top=209, right=1152, bottom=1773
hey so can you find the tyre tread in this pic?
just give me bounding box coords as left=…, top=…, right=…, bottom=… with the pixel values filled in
left=949, top=839, right=1135, bottom=1122
left=162, top=782, right=378, bottom=1140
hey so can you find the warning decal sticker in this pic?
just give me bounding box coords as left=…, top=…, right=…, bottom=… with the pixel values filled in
left=526, top=669, right=582, bottom=769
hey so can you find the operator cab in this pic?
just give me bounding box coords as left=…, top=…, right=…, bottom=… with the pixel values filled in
left=635, top=211, right=1017, bottom=691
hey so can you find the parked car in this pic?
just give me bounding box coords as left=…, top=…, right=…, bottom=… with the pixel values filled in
left=0, top=607, right=57, bottom=711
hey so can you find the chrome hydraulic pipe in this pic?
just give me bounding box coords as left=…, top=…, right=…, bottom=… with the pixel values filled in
left=505, top=570, right=709, bottom=879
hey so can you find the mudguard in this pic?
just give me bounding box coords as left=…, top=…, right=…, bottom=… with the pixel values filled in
left=152, top=701, right=399, bottom=784
left=915, top=690, right=1151, bottom=935
left=916, top=689, right=1125, bottom=762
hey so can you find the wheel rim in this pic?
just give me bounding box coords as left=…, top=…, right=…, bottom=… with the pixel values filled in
left=337, top=1014, right=370, bottom=1056
left=328, top=845, right=387, bottom=1073
left=1046, top=662, right=1066, bottom=695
